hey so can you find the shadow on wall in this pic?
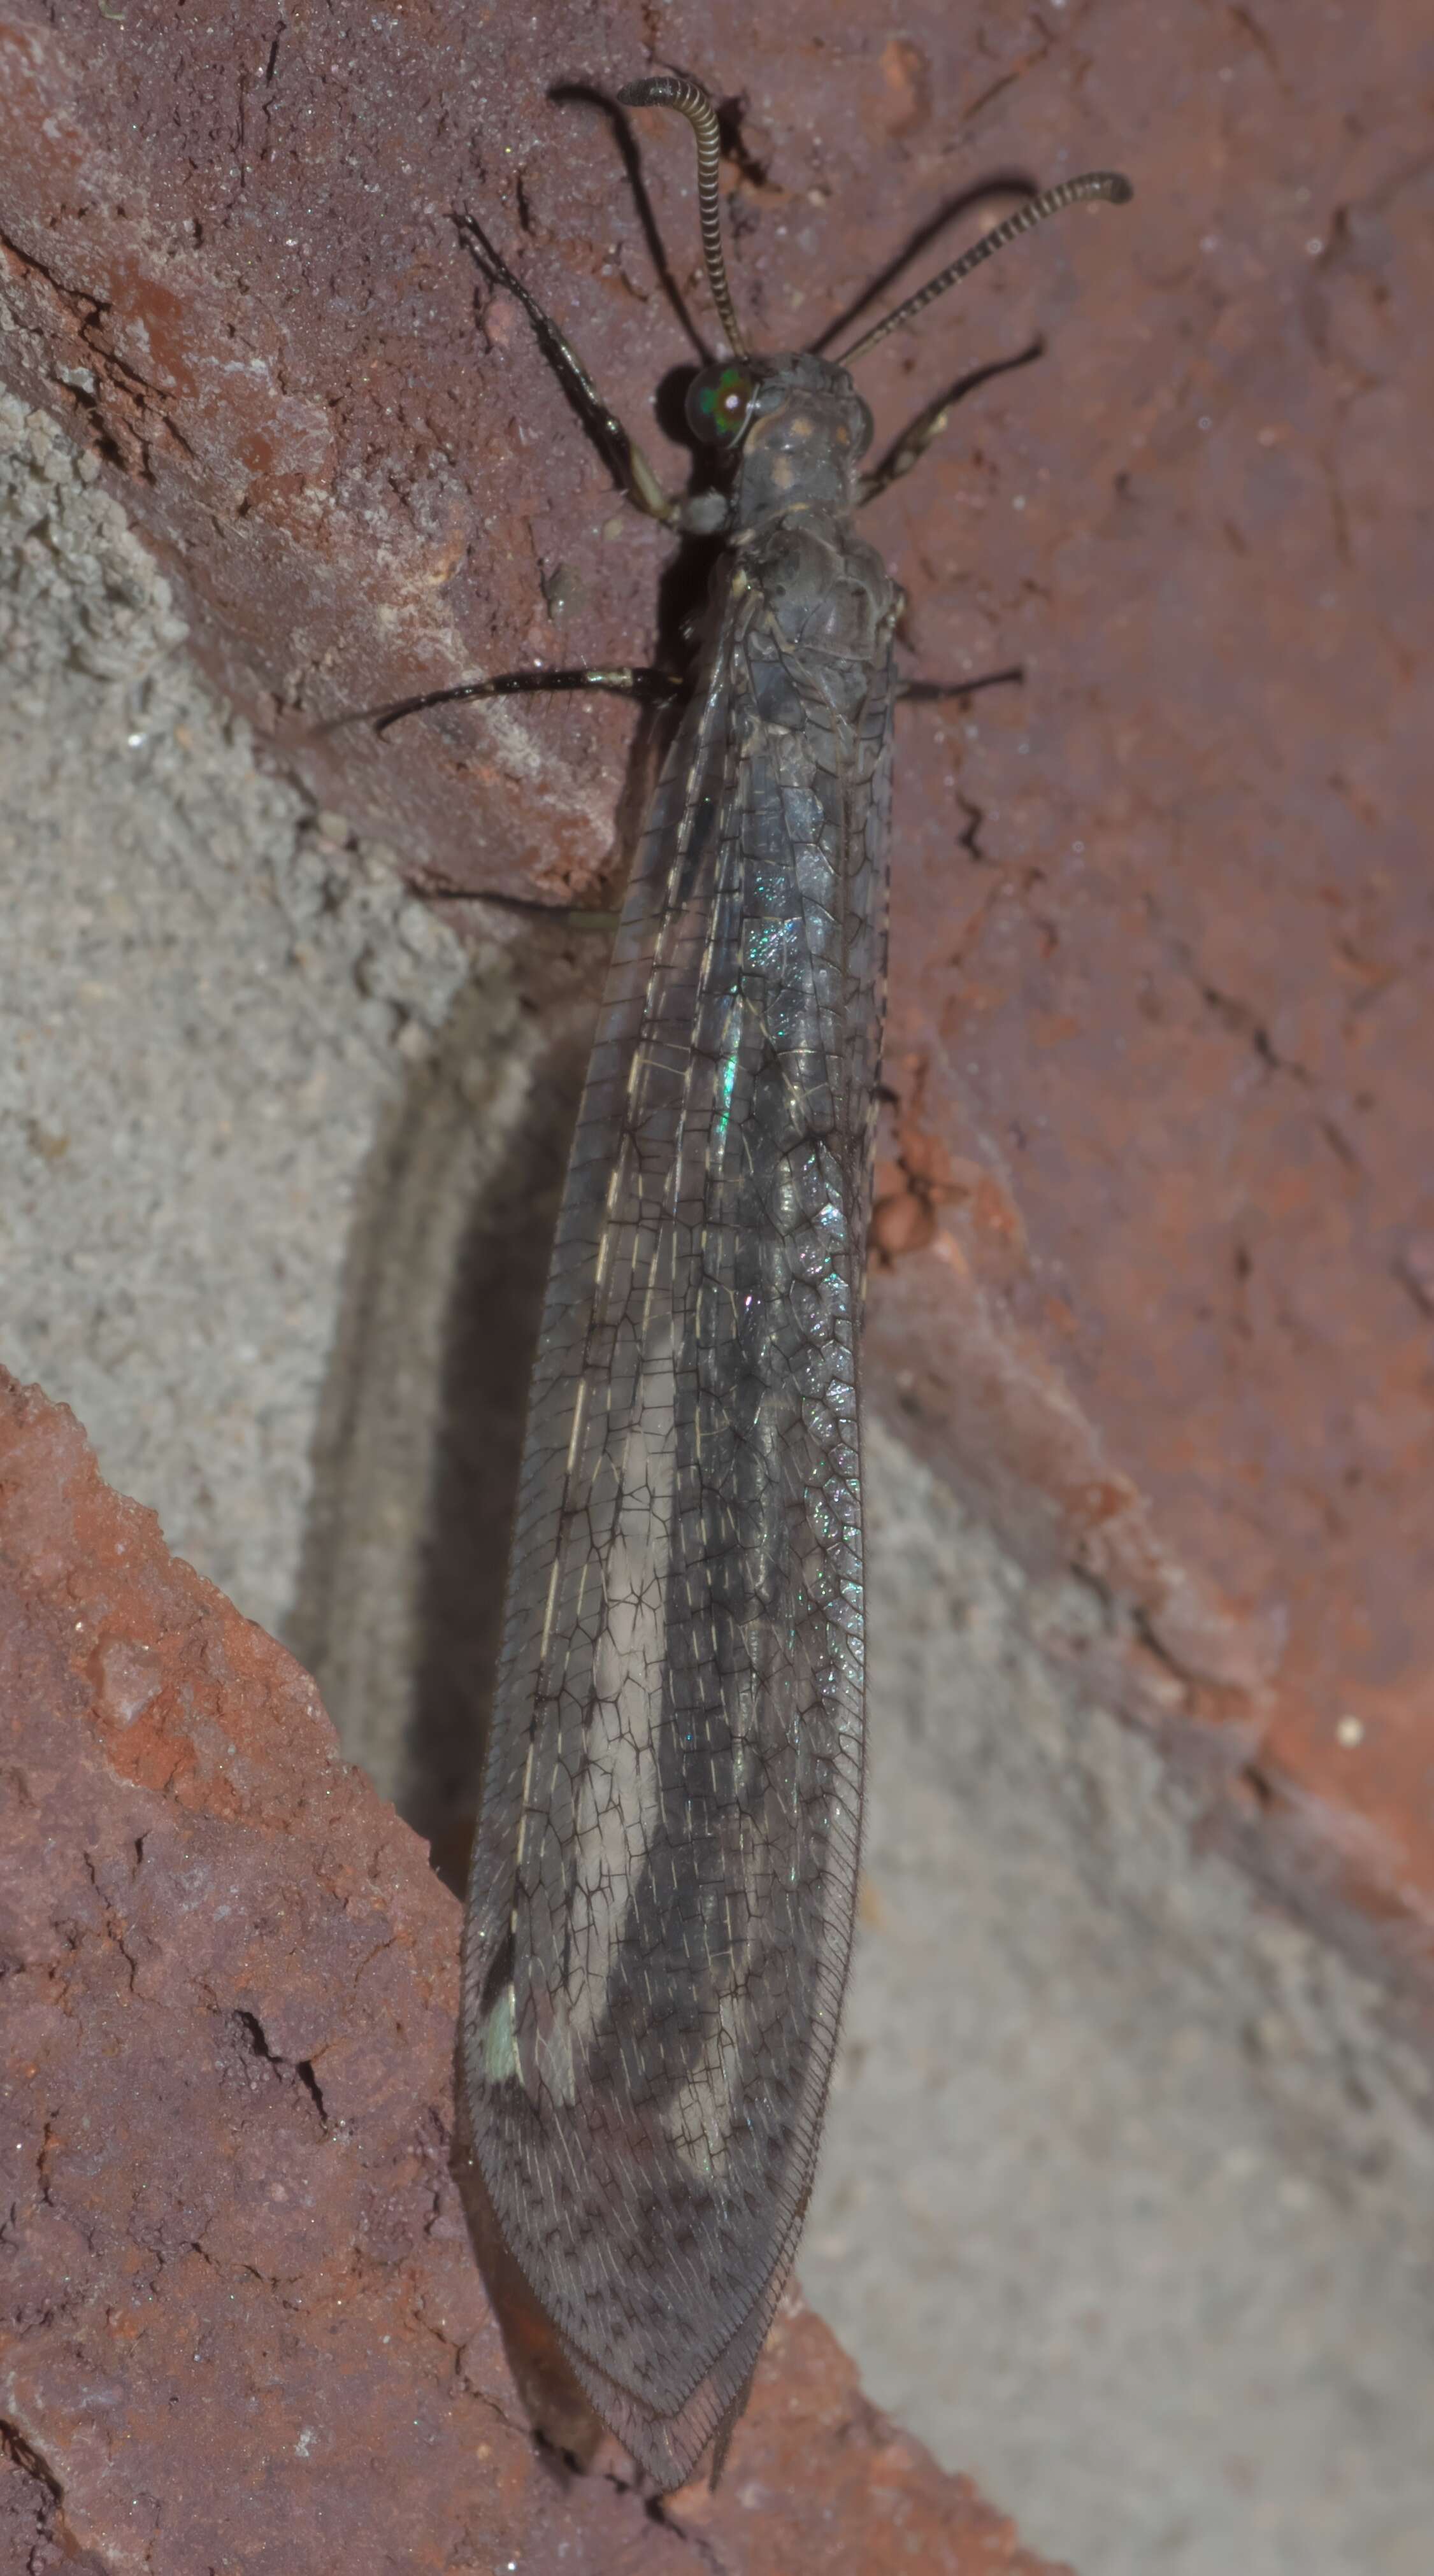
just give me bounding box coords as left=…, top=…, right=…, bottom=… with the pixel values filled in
left=284, top=956, right=596, bottom=1890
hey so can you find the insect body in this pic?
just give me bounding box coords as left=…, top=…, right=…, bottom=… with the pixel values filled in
left=469, top=345, right=896, bottom=2491
left=406, top=77, right=1129, bottom=2489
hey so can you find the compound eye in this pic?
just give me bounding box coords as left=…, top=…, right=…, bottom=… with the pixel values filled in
left=685, top=360, right=759, bottom=448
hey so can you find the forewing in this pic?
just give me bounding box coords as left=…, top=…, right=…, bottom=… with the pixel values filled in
left=464, top=542, right=895, bottom=2484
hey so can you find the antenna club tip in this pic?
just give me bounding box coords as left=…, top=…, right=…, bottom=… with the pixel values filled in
left=617, top=76, right=681, bottom=108
left=1109, top=173, right=1135, bottom=204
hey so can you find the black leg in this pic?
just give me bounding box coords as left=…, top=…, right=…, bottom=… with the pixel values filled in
left=898, top=665, right=1024, bottom=706
left=456, top=212, right=680, bottom=525
left=314, top=664, right=685, bottom=741
left=408, top=880, right=622, bottom=930
left=860, top=342, right=1043, bottom=506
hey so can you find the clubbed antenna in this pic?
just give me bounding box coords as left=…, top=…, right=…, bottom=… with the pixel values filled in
left=836, top=171, right=1133, bottom=366
left=618, top=74, right=750, bottom=359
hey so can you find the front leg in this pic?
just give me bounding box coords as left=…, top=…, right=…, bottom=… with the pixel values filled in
left=456, top=213, right=682, bottom=527
left=859, top=342, right=1043, bottom=507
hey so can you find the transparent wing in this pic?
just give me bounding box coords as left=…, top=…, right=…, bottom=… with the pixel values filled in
left=464, top=532, right=896, bottom=2486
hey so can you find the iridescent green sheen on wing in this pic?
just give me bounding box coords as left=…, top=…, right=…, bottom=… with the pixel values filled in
left=464, top=485, right=899, bottom=2490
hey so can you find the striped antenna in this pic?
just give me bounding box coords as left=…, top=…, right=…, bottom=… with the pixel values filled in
left=619, top=75, right=750, bottom=359
left=837, top=171, right=1132, bottom=366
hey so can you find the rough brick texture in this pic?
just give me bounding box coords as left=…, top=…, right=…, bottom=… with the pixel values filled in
left=1, top=7, right=1431, bottom=2026
left=0, top=1367, right=1070, bottom=2573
